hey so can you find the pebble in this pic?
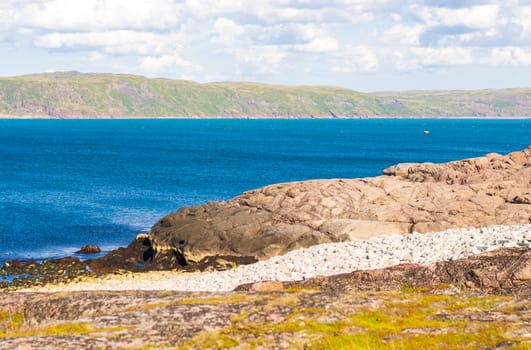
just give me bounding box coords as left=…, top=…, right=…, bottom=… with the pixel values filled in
left=25, top=224, right=531, bottom=293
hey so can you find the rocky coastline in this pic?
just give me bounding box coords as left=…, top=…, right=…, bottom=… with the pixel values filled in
left=136, top=146, right=531, bottom=269
left=2, top=146, right=530, bottom=289
left=14, top=223, right=529, bottom=294
left=1, top=147, right=530, bottom=349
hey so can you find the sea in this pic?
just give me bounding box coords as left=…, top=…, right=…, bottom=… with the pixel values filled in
left=0, top=118, right=529, bottom=264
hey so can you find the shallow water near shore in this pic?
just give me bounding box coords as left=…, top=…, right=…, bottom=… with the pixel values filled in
left=1, top=118, right=530, bottom=264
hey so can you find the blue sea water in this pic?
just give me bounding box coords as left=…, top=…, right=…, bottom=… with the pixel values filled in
left=0, top=119, right=529, bottom=264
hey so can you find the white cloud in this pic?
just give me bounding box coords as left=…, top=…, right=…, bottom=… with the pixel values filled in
left=34, top=31, right=186, bottom=56
left=89, top=52, right=104, bottom=62
left=364, top=47, right=478, bottom=71
left=138, top=54, right=202, bottom=73
left=418, top=5, right=499, bottom=29
left=210, top=20, right=340, bottom=58
left=513, top=6, right=531, bottom=32
left=387, top=49, right=419, bottom=71
left=410, top=47, right=474, bottom=67
left=381, top=24, right=423, bottom=45
left=232, top=45, right=286, bottom=66
left=294, top=36, right=339, bottom=52
left=6, top=0, right=182, bottom=31
left=331, top=46, right=379, bottom=73
left=414, top=3, right=531, bottom=48
left=488, top=47, right=531, bottom=65
left=290, top=23, right=339, bottom=52
left=211, top=18, right=246, bottom=46
left=2, top=0, right=531, bottom=89
left=223, top=45, right=288, bottom=76
left=256, top=6, right=362, bottom=24
left=184, top=0, right=250, bottom=18
left=184, top=0, right=376, bottom=24
left=391, top=13, right=402, bottom=22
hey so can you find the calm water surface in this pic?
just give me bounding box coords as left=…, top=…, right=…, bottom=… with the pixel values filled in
left=0, top=119, right=529, bottom=263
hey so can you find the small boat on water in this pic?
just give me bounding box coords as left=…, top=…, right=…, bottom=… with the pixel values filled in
left=423, top=130, right=430, bottom=135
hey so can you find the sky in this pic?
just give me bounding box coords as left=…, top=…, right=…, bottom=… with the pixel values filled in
left=1, top=0, right=531, bottom=91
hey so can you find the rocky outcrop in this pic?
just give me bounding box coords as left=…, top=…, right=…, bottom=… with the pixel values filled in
left=281, top=247, right=531, bottom=297
left=144, top=147, right=531, bottom=266
left=2, top=248, right=529, bottom=349
left=75, top=244, right=101, bottom=254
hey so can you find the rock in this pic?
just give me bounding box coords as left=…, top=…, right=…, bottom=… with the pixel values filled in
left=87, top=237, right=156, bottom=273
left=284, top=247, right=531, bottom=297
left=131, top=147, right=531, bottom=268
left=76, top=244, right=101, bottom=254
left=319, top=219, right=410, bottom=241
left=2, top=276, right=530, bottom=349
left=236, top=281, right=284, bottom=292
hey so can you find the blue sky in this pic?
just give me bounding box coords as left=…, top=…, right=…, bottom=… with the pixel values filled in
left=1, top=0, right=531, bottom=91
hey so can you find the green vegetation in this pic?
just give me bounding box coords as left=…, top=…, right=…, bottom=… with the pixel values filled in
left=2, top=289, right=529, bottom=349
left=0, top=313, right=92, bottom=338
left=0, top=310, right=25, bottom=336
left=177, top=294, right=262, bottom=305
left=1, top=72, right=530, bottom=117
left=178, top=290, right=530, bottom=349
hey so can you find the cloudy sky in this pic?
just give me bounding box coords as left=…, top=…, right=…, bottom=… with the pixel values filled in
left=1, top=0, right=531, bottom=91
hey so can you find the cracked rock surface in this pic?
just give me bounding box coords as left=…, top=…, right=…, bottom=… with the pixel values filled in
left=145, top=147, right=531, bottom=265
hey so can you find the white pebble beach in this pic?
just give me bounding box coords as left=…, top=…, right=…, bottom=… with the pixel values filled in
left=21, top=224, right=530, bottom=293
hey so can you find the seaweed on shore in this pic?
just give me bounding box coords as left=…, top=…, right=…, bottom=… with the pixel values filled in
left=0, top=257, right=93, bottom=290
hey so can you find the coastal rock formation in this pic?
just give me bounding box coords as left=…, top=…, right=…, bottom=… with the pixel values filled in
left=281, top=247, right=531, bottom=297
left=144, top=147, right=531, bottom=266
left=75, top=244, right=101, bottom=254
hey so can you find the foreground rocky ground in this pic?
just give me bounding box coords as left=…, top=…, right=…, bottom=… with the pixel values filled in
left=1, top=247, right=529, bottom=349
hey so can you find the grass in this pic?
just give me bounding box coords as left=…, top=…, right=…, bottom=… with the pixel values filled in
left=177, top=294, right=262, bottom=305
left=177, top=290, right=530, bottom=349
left=0, top=319, right=93, bottom=338
left=0, top=310, right=25, bottom=336
left=0, top=309, right=131, bottom=339
left=177, top=333, right=239, bottom=350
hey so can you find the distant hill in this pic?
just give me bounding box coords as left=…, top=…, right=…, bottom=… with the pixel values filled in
left=1, top=72, right=530, bottom=118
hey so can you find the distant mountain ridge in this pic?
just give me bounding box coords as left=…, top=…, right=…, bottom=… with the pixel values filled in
left=1, top=72, right=530, bottom=118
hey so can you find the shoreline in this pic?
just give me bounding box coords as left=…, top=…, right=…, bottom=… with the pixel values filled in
left=2, top=116, right=531, bottom=120
left=3, top=146, right=530, bottom=292
left=17, top=224, right=530, bottom=293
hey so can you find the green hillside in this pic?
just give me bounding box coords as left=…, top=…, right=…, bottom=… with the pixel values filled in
left=1, top=72, right=530, bottom=118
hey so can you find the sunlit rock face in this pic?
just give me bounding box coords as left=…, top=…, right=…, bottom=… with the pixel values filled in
left=145, top=147, right=530, bottom=266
